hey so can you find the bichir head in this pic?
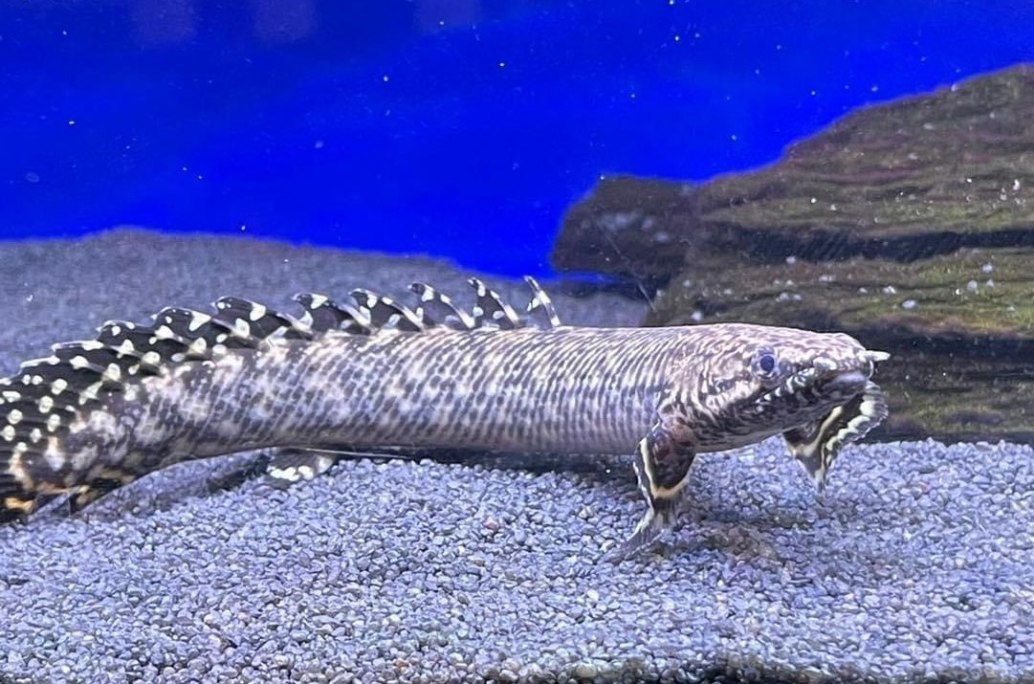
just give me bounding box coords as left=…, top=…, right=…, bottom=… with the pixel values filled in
left=685, top=324, right=889, bottom=489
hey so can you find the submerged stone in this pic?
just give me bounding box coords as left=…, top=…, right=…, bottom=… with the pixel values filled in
left=553, top=64, right=1034, bottom=443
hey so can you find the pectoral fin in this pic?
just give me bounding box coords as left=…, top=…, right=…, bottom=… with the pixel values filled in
left=784, top=380, right=888, bottom=490
left=606, top=422, right=697, bottom=562
left=265, top=448, right=349, bottom=489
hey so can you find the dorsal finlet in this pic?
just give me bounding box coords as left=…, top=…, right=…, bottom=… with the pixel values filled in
left=523, top=276, right=561, bottom=328
left=214, top=296, right=314, bottom=342
left=350, top=289, right=426, bottom=332
left=292, top=292, right=373, bottom=334
left=467, top=277, right=522, bottom=329
left=408, top=283, right=477, bottom=330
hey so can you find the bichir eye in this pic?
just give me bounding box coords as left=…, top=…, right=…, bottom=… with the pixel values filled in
left=759, top=352, right=776, bottom=374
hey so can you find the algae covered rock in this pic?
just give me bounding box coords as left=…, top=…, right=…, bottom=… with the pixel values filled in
left=553, top=65, right=1034, bottom=443
left=645, top=247, right=1034, bottom=441
left=553, top=64, right=1034, bottom=277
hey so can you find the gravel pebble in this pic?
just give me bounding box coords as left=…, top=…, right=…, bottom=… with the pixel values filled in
left=1, top=230, right=1032, bottom=683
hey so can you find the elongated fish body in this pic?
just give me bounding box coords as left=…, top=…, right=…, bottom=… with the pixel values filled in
left=0, top=278, right=890, bottom=559
left=116, top=326, right=679, bottom=462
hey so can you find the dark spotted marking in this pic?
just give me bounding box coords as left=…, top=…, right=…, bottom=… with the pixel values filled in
left=214, top=297, right=314, bottom=342
left=468, top=277, right=522, bottom=329
left=293, top=293, right=372, bottom=334
left=350, top=289, right=426, bottom=332
left=158, top=306, right=261, bottom=349
left=97, top=321, right=193, bottom=375
left=409, top=283, right=477, bottom=330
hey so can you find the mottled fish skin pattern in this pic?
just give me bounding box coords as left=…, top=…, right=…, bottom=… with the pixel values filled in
left=0, top=277, right=889, bottom=560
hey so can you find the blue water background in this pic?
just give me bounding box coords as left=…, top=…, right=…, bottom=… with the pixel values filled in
left=2, top=0, right=1032, bottom=275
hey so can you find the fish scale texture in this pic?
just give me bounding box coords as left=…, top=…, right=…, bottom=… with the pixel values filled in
left=1, top=229, right=1033, bottom=684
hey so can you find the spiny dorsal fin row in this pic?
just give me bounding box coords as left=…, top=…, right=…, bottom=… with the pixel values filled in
left=295, top=276, right=560, bottom=333
left=0, top=277, right=561, bottom=465
left=0, top=276, right=561, bottom=516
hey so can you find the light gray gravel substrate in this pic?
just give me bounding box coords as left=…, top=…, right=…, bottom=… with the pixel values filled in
left=1, top=229, right=1032, bottom=684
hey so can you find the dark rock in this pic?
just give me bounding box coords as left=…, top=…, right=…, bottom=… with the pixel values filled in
left=552, top=64, right=1034, bottom=443
left=554, top=64, right=1034, bottom=281
left=550, top=175, right=700, bottom=285
left=691, top=65, right=1034, bottom=264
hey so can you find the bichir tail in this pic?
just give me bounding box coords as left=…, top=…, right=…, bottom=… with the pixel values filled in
left=1, top=276, right=561, bottom=522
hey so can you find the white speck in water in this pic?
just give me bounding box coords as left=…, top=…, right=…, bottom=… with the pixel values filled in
left=786, top=256, right=797, bottom=265
left=24, top=172, right=40, bottom=183
left=67, top=119, right=76, bottom=126
left=240, top=224, right=247, bottom=232
left=690, top=311, right=703, bottom=323
left=314, top=140, right=325, bottom=149
left=382, top=74, right=390, bottom=83
left=901, top=299, right=917, bottom=310
left=810, top=197, right=817, bottom=204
